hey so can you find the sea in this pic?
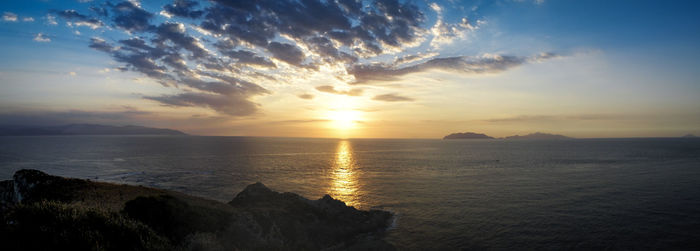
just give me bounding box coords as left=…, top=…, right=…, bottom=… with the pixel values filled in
left=1, top=136, right=700, bottom=250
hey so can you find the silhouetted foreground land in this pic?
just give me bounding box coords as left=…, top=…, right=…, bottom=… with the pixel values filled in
left=0, top=170, right=394, bottom=250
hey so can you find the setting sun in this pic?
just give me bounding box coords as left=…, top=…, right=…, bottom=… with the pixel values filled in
left=1, top=0, right=699, bottom=250
left=327, top=110, right=362, bottom=130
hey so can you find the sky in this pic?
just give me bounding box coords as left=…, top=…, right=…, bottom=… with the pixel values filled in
left=0, top=0, right=698, bottom=138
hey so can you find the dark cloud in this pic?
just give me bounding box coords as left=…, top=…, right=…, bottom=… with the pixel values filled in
left=88, top=37, right=113, bottom=52
left=75, top=0, right=539, bottom=116
left=230, top=50, right=276, bottom=68
left=144, top=92, right=260, bottom=116
left=315, top=85, right=363, bottom=96
left=372, top=93, right=414, bottom=102
left=266, top=42, right=306, bottom=67
left=153, top=22, right=208, bottom=59
left=110, top=1, right=154, bottom=32
left=350, top=54, right=553, bottom=84
left=163, top=0, right=203, bottom=18
left=54, top=9, right=104, bottom=29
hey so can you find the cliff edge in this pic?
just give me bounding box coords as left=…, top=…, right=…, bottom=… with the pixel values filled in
left=0, top=169, right=394, bottom=250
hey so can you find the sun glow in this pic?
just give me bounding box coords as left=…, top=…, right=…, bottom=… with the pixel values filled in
left=327, top=110, right=361, bottom=130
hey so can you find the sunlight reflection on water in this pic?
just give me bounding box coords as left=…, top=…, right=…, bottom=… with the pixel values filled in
left=328, top=140, right=361, bottom=208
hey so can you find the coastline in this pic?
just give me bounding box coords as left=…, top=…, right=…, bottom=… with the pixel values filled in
left=0, top=169, right=395, bottom=250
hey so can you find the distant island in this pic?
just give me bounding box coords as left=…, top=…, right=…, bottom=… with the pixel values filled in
left=682, top=134, right=697, bottom=138
left=443, top=132, right=571, bottom=140
left=443, top=132, right=494, bottom=139
left=504, top=132, right=571, bottom=140
left=0, top=124, right=186, bottom=136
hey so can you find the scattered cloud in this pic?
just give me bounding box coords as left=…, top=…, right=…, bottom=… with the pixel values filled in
left=162, top=0, right=203, bottom=19
left=46, top=14, right=58, bottom=25
left=429, top=3, right=478, bottom=48
left=69, top=71, right=77, bottom=76
left=372, top=93, right=415, bottom=102
left=484, top=114, right=624, bottom=123
left=22, top=17, right=34, bottom=22
left=45, top=0, right=551, bottom=116
left=144, top=91, right=264, bottom=116
left=55, top=9, right=104, bottom=29
left=272, top=119, right=331, bottom=124
left=33, top=33, right=51, bottom=42
left=350, top=53, right=559, bottom=84
left=315, top=85, right=363, bottom=96
left=2, top=12, right=18, bottom=22
left=297, top=93, right=314, bottom=100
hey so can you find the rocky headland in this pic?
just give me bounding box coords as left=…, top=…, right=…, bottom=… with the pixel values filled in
left=0, top=170, right=394, bottom=250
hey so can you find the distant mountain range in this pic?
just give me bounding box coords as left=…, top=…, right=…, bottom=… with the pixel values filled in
left=443, top=132, right=570, bottom=140
left=0, top=124, right=186, bottom=136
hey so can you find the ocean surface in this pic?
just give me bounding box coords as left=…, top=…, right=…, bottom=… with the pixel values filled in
left=1, top=136, right=700, bottom=249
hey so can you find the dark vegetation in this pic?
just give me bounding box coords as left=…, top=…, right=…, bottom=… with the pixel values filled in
left=0, top=170, right=394, bottom=250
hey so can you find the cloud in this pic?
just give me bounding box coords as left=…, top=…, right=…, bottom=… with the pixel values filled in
left=484, top=114, right=623, bottom=123
left=88, top=37, right=114, bottom=52
left=266, top=42, right=307, bottom=67
left=350, top=53, right=558, bottom=84
left=22, top=17, right=34, bottom=22
left=162, top=0, right=203, bottom=18
left=372, top=93, right=414, bottom=102
left=2, top=12, right=17, bottom=22
left=297, top=93, right=314, bottom=100
left=66, top=0, right=539, bottom=116
left=217, top=49, right=276, bottom=68
left=110, top=0, right=154, bottom=32
left=55, top=9, right=104, bottom=29
left=271, top=119, right=330, bottom=124
left=315, top=85, right=363, bottom=96
left=33, top=33, right=51, bottom=42
left=46, top=14, right=58, bottom=25
left=144, top=92, right=261, bottom=116
left=429, top=3, right=477, bottom=48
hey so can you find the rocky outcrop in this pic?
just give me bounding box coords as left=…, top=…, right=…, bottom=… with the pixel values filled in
left=228, top=182, right=394, bottom=250
left=0, top=170, right=394, bottom=250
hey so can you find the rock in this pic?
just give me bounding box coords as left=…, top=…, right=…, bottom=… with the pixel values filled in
left=0, top=180, right=16, bottom=209
left=0, top=170, right=395, bottom=250
left=12, top=169, right=90, bottom=204
left=229, top=182, right=395, bottom=250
